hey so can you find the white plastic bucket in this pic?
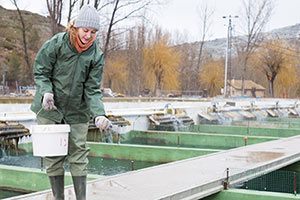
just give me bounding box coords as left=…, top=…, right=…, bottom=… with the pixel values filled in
left=30, top=124, right=70, bottom=157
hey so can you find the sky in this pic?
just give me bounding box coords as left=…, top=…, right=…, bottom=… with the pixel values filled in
left=1, top=0, right=300, bottom=42
left=153, top=0, right=300, bottom=41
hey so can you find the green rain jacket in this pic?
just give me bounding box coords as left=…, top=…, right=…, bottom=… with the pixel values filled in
left=30, top=31, right=105, bottom=124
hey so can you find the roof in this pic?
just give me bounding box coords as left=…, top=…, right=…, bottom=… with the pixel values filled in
left=228, top=80, right=265, bottom=90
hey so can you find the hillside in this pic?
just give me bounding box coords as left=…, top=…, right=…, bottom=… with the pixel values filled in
left=269, top=23, right=300, bottom=39
left=192, top=23, right=300, bottom=59
left=0, top=4, right=299, bottom=84
left=1, top=4, right=299, bottom=63
left=0, top=5, right=52, bottom=64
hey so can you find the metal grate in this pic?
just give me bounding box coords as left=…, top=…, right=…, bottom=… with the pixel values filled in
left=240, top=170, right=299, bottom=194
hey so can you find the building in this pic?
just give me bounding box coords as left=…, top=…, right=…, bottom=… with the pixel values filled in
left=227, top=79, right=265, bottom=98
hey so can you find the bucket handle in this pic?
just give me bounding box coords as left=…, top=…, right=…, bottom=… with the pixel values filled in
left=36, top=106, right=67, bottom=124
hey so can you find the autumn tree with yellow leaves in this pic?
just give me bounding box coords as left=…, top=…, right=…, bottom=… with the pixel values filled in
left=275, top=59, right=298, bottom=98
left=255, top=39, right=299, bottom=97
left=142, top=31, right=181, bottom=96
left=200, top=60, right=224, bottom=97
left=104, top=52, right=129, bottom=94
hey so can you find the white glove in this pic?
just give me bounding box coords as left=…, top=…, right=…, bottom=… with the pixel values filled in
left=95, top=116, right=111, bottom=131
left=42, top=93, right=56, bottom=110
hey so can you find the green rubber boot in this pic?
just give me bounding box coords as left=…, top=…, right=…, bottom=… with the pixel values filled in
left=49, top=176, right=64, bottom=200
left=72, top=176, right=87, bottom=200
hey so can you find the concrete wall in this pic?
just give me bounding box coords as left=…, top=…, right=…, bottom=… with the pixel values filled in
left=204, top=189, right=299, bottom=200
left=87, top=142, right=218, bottom=163
left=194, top=125, right=300, bottom=137
left=230, top=88, right=264, bottom=98
left=19, top=142, right=218, bottom=163
left=0, top=165, right=101, bottom=192
left=122, top=130, right=279, bottom=150
left=19, top=142, right=220, bottom=163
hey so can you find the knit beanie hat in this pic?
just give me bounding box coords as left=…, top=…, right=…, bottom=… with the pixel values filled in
left=74, top=5, right=100, bottom=30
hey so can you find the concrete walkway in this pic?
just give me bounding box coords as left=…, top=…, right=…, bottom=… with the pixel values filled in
left=6, top=135, right=300, bottom=200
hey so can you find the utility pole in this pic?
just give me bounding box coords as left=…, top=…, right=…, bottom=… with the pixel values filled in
left=223, top=15, right=238, bottom=97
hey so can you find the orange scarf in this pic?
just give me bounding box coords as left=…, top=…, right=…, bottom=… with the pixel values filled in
left=75, top=34, right=95, bottom=53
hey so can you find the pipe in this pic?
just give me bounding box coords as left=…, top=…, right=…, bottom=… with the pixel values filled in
left=41, top=157, right=43, bottom=171
left=223, top=168, right=230, bottom=190
left=294, top=172, right=297, bottom=196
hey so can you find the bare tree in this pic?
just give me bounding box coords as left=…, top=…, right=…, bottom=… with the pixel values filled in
left=91, top=0, right=162, bottom=89
left=94, top=0, right=101, bottom=9
left=46, top=0, right=63, bottom=36
left=237, top=0, right=274, bottom=94
left=10, top=0, right=32, bottom=83
left=79, top=0, right=85, bottom=8
left=125, top=24, right=146, bottom=96
left=193, top=2, right=214, bottom=91
left=67, top=0, right=79, bottom=23
left=177, top=42, right=199, bottom=92
left=103, top=0, right=120, bottom=59
left=98, top=0, right=161, bottom=59
left=196, top=2, right=214, bottom=70
left=67, top=0, right=101, bottom=24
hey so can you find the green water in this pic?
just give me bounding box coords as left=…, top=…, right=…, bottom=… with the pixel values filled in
left=0, top=189, right=26, bottom=199
left=0, top=150, right=163, bottom=199
left=0, top=151, right=162, bottom=176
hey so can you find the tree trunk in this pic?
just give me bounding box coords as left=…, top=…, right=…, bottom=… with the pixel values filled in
left=67, top=0, right=78, bottom=23
left=46, top=0, right=63, bottom=36
left=13, top=0, right=32, bottom=83
left=241, top=59, right=247, bottom=95
left=196, top=41, right=204, bottom=71
left=103, top=0, right=119, bottom=59
left=269, top=80, right=273, bottom=97
left=108, top=78, right=112, bottom=89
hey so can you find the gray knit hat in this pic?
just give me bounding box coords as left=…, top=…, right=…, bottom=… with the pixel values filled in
left=74, top=5, right=100, bottom=30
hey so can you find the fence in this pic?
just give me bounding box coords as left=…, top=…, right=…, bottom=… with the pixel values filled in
left=239, top=170, right=300, bottom=195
